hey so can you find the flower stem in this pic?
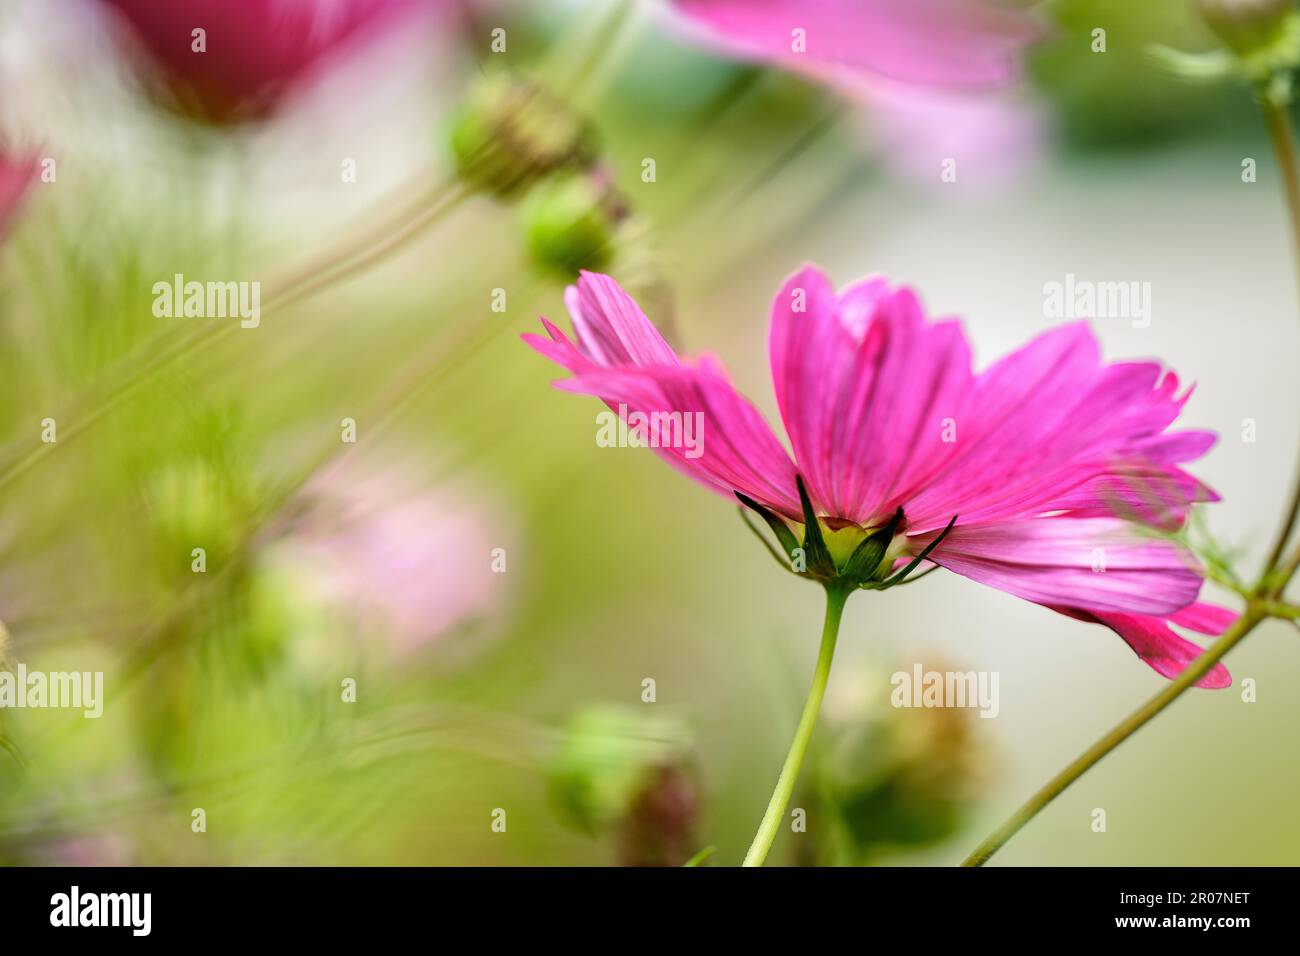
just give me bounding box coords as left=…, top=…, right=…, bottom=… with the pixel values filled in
left=961, top=604, right=1266, bottom=867
left=1260, top=91, right=1300, bottom=575
left=742, top=584, right=849, bottom=867
left=960, top=81, right=1300, bottom=869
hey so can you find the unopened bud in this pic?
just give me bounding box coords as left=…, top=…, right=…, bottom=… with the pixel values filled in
left=547, top=706, right=698, bottom=866
left=1197, top=0, right=1295, bottom=55
left=521, top=170, right=623, bottom=276
left=448, top=73, right=595, bottom=198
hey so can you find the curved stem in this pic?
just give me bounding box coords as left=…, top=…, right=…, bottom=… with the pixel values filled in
left=1260, top=93, right=1300, bottom=576
left=742, top=584, right=849, bottom=867
left=961, top=83, right=1300, bottom=869
left=264, top=181, right=466, bottom=312
left=961, top=606, right=1264, bottom=867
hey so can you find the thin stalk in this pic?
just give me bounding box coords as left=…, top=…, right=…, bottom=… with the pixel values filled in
left=961, top=606, right=1263, bottom=867
left=961, top=82, right=1300, bottom=868
left=742, top=585, right=849, bottom=867
left=1260, top=93, right=1300, bottom=576
left=0, top=178, right=464, bottom=494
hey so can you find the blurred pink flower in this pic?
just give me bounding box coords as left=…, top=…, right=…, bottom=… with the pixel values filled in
left=668, top=0, right=1045, bottom=180
left=0, top=152, right=38, bottom=241
left=671, top=0, right=1039, bottom=89
left=525, top=269, right=1233, bottom=688
left=274, top=464, right=506, bottom=659
left=98, top=0, right=438, bottom=123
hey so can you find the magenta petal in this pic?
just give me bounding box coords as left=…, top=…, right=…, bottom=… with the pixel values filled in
left=1169, top=601, right=1238, bottom=635
left=768, top=265, right=853, bottom=514
left=838, top=298, right=973, bottom=523
left=99, top=0, right=428, bottom=122
left=903, top=325, right=1214, bottom=531
left=564, top=272, right=680, bottom=367
left=670, top=0, right=1040, bottom=91
left=917, top=517, right=1203, bottom=615
left=842, top=78, right=1044, bottom=185
left=1073, top=609, right=1233, bottom=690
left=558, top=361, right=801, bottom=518
left=767, top=267, right=975, bottom=524
left=525, top=272, right=800, bottom=516
left=0, top=153, right=38, bottom=241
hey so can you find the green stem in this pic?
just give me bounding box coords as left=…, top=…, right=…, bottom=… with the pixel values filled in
left=1263, top=599, right=1300, bottom=619
left=961, top=605, right=1265, bottom=867
left=960, top=81, right=1300, bottom=869
left=1260, top=92, right=1300, bottom=577
left=742, top=584, right=849, bottom=867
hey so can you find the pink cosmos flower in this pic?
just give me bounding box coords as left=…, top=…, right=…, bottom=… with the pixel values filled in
left=267, top=462, right=508, bottom=659
left=667, top=0, right=1045, bottom=181
left=524, top=269, right=1234, bottom=689
left=0, top=152, right=38, bottom=242
left=98, top=0, right=436, bottom=123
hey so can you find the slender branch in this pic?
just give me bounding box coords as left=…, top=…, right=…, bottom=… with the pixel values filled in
left=742, top=584, right=849, bottom=867
left=1259, top=93, right=1300, bottom=576
left=1262, top=599, right=1300, bottom=619
left=961, top=82, right=1300, bottom=868
left=0, top=178, right=464, bottom=494
left=264, top=182, right=466, bottom=312
left=961, top=605, right=1264, bottom=867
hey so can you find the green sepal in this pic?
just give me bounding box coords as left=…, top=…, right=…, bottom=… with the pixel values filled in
left=840, top=507, right=903, bottom=584
left=876, top=514, right=957, bottom=589
left=736, top=506, right=798, bottom=576
left=735, top=492, right=800, bottom=562
left=794, top=476, right=837, bottom=578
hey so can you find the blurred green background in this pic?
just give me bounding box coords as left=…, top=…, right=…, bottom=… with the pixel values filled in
left=0, top=0, right=1297, bottom=865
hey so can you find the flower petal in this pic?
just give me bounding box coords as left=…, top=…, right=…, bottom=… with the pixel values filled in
left=768, top=266, right=976, bottom=524
left=1056, top=604, right=1234, bottom=690
left=768, top=266, right=857, bottom=515
left=559, top=361, right=801, bottom=516
left=915, top=517, right=1203, bottom=615
left=526, top=272, right=799, bottom=516
left=904, top=326, right=1214, bottom=531
left=564, top=272, right=681, bottom=368
left=0, top=153, right=38, bottom=241
left=1169, top=601, right=1238, bottom=635
left=670, top=0, right=1040, bottom=90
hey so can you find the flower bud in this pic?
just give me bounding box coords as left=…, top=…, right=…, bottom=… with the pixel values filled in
left=97, top=0, right=423, bottom=125
left=617, top=764, right=701, bottom=867
left=1197, top=0, right=1296, bottom=55
left=448, top=74, right=595, bottom=198
left=520, top=170, right=622, bottom=276
left=547, top=706, right=700, bottom=865
left=799, top=661, right=987, bottom=864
